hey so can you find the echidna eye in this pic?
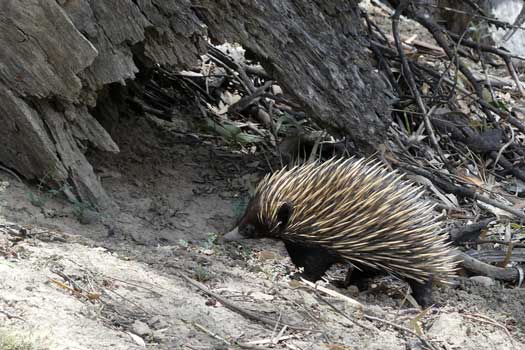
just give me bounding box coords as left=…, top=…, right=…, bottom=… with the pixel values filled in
left=242, top=224, right=256, bottom=238
left=246, top=225, right=255, bottom=237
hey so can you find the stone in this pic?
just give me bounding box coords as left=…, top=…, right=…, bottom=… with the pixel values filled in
left=470, top=276, right=495, bottom=288
left=428, top=313, right=465, bottom=348
left=147, top=316, right=169, bottom=330
left=131, top=320, right=151, bottom=337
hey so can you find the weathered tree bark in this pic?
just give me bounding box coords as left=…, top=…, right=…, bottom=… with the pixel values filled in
left=0, top=0, right=391, bottom=209
left=0, top=0, right=206, bottom=209
left=191, top=1, right=390, bottom=144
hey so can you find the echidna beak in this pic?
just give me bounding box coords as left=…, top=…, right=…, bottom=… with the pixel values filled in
left=221, top=227, right=244, bottom=242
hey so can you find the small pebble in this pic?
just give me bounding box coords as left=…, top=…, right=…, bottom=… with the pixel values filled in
left=148, top=316, right=169, bottom=330
left=406, top=339, right=425, bottom=350
left=131, top=320, right=151, bottom=337
left=469, top=276, right=495, bottom=288
left=77, top=208, right=99, bottom=225
left=258, top=250, right=278, bottom=260
left=346, top=285, right=360, bottom=296
left=301, top=293, right=318, bottom=308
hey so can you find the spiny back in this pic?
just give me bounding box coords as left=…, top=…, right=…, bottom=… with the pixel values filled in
left=254, top=157, right=458, bottom=283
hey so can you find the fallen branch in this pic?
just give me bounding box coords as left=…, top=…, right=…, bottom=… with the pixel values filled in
left=180, top=272, right=311, bottom=331
left=192, top=322, right=269, bottom=350
left=299, top=278, right=364, bottom=310
left=312, top=290, right=372, bottom=331
left=301, top=276, right=438, bottom=350
left=473, top=240, right=525, bottom=249
left=228, top=80, right=274, bottom=114
left=0, top=309, right=26, bottom=322
left=458, top=251, right=518, bottom=282
left=466, top=248, right=525, bottom=263
left=399, top=164, right=525, bottom=220
left=363, top=314, right=438, bottom=350
left=461, top=313, right=516, bottom=345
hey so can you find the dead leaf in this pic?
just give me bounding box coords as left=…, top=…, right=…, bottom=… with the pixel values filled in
left=409, top=306, right=432, bottom=336
left=456, top=169, right=485, bottom=188
left=86, top=292, right=101, bottom=300
left=258, top=250, right=278, bottom=260
left=288, top=280, right=303, bottom=288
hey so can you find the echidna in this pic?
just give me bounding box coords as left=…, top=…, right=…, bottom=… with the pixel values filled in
left=222, top=157, right=459, bottom=307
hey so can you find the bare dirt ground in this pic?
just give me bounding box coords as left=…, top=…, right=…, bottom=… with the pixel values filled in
left=1, top=112, right=524, bottom=350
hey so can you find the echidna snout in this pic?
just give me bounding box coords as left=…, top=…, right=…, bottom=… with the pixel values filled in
left=224, top=198, right=293, bottom=241
left=223, top=157, right=459, bottom=307
left=222, top=227, right=243, bottom=241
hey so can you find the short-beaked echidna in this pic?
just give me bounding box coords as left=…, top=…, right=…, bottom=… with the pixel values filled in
left=223, top=157, right=459, bottom=307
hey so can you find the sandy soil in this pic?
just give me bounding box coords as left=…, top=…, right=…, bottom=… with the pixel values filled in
left=0, top=112, right=524, bottom=350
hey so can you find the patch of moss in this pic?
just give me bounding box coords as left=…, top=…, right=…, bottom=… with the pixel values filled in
left=0, top=330, right=50, bottom=350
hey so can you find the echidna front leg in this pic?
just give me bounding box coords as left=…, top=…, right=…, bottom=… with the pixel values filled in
left=408, top=277, right=434, bottom=308
left=283, top=240, right=339, bottom=282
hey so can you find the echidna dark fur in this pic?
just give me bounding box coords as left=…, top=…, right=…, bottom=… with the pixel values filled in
left=222, top=157, right=459, bottom=307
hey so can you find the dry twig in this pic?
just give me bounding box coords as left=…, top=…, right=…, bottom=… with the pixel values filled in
left=392, top=1, right=446, bottom=164
left=180, top=272, right=311, bottom=331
